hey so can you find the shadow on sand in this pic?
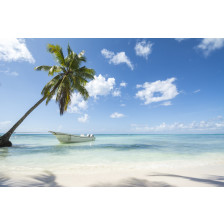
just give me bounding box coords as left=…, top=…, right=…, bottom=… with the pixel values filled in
left=0, top=171, right=62, bottom=187
left=1, top=172, right=224, bottom=187
left=91, top=178, right=174, bottom=187
left=0, top=174, right=11, bottom=187
left=148, top=173, right=224, bottom=187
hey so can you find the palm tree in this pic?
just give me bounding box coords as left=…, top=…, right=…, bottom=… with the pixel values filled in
left=0, top=44, right=95, bottom=147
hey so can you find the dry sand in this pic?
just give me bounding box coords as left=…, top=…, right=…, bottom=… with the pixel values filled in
left=1, top=164, right=224, bottom=187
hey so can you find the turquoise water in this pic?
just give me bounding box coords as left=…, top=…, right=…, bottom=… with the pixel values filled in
left=0, top=134, right=224, bottom=172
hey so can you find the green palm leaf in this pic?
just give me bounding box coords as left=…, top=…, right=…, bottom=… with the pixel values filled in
left=34, top=65, right=52, bottom=71
left=47, top=44, right=65, bottom=66
left=48, top=66, right=62, bottom=76
left=67, top=44, right=72, bottom=55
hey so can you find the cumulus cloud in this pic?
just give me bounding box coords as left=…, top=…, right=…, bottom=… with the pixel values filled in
left=67, top=74, right=117, bottom=114
left=110, top=112, right=125, bottom=118
left=78, top=114, right=88, bottom=123
left=136, top=77, right=179, bottom=105
left=112, top=89, right=121, bottom=97
left=0, top=38, right=35, bottom=63
left=196, top=38, right=224, bottom=56
left=131, top=117, right=224, bottom=133
left=120, top=82, right=127, bottom=87
left=101, top=49, right=134, bottom=70
left=67, top=93, right=88, bottom=113
left=135, top=40, right=153, bottom=59
left=86, top=74, right=115, bottom=99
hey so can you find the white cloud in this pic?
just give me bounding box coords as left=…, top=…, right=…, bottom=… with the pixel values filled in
left=67, top=93, right=88, bottom=114
left=66, top=74, right=117, bottom=113
left=135, top=40, right=153, bottom=59
left=120, top=104, right=126, bottom=107
left=136, top=77, right=179, bottom=105
left=0, top=38, right=35, bottom=63
left=86, top=74, right=115, bottom=99
left=131, top=117, right=224, bottom=133
left=193, top=89, right=200, bottom=94
left=161, top=101, right=172, bottom=106
left=78, top=114, right=88, bottom=123
left=120, top=82, right=127, bottom=87
left=101, top=49, right=114, bottom=59
left=101, top=49, right=134, bottom=70
left=0, top=69, right=19, bottom=76
left=175, top=38, right=188, bottom=42
left=109, top=52, right=134, bottom=70
left=112, top=89, right=121, bottom=97
left=197, top=38, right=224, bottom=56
left=110, top=112, right=124, bottom=118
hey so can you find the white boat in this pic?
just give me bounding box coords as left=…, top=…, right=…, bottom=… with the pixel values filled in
left=49, top=131, right=95, bottom=143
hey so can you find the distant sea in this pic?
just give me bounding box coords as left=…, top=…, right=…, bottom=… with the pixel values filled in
left=1, top=134, right=224, bottom=173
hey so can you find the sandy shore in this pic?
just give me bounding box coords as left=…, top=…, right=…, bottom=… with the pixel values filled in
left=1, top=164, right=224, bottom=187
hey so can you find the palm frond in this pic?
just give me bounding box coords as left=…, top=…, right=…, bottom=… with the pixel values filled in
left=34, top=65, right=52, bottom=71
left=55, top=76, right=72, bottom=115
left=48, top=66, right=62, bottom=76
left=67, top=44, right=72, bottom=55
left=78, top=66, right=95, bottom=80
left=78, top=50, right=85, bottom=58
left=68, top=53, right=85, bottom=70
left=72, top=78, right=89, bottom=100
left=47, top=44, right=65, bottom=66
left=76, top=85, right=89, bottom=100
left=41, top=74, right=62, bottom=101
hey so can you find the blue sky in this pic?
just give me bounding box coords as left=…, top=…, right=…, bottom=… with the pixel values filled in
left=0, top=38, right=224, bottom=134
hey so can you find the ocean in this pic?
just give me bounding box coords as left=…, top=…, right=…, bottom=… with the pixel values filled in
left=1, top=134, right=224, bottom=175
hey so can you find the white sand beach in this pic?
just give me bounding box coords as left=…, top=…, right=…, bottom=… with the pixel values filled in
left=1, top=163, right=224, bottom=187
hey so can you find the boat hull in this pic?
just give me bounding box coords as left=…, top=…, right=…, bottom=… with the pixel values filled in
left=49, top=131, right=95, bottom=143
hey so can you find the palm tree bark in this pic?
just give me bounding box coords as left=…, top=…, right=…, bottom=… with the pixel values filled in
left=0, top=96, right=46, bottom=147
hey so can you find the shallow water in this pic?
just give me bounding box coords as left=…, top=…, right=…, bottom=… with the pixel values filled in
left=0, top=134, right=224, bottom=173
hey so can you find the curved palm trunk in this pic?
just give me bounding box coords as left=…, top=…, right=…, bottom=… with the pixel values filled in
left=0, top=96, right=46, bottom=148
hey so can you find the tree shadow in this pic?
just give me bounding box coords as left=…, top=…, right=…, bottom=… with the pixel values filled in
left=25, top=171, right=62, bottom=187
left=0, top=171, right=62, bottom=187
left=208, top=175, right=224, bottom=181
left=0, top=174, right=11, bottom=187
left=148, top=173, right=224, bottom=187
left=91, top=177, right=174, bottom=187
